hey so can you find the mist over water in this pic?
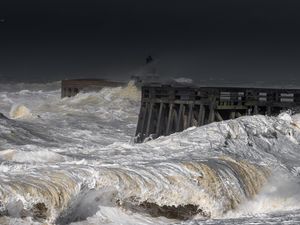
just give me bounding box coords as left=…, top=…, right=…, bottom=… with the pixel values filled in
left=0, top=81, right=300, bottom=224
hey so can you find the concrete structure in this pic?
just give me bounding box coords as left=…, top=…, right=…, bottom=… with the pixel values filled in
left=61, top=79, right=125, bottom=98
left=135, top=84, right=300, bottom=142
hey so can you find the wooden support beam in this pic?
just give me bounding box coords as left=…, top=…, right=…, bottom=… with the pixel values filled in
left=135, top=106, right=144, bottom=136
left=155, top=102, right=164, bottom=136
left=201, top=106, right=206, bottom=125
left=138, top=103, right=148, bottom=138
left=176, top=104, right=184, bottom=132
left=208, top=99, right=216, bottom=123
left=192, top=111, right=198, bottom=126
left=230, top=111, right=236, bottom=119
left=187, top=104, right=193, bottom=127
left=254, top=105, right=258, bottom=115
left=215, top=111, right=223, bottom=121
left=145, top=102, right=154, bottom=137
left=209, top=109, right=215, bottom=122
left=182, top=105, right=189, bottom=130
left=166, top=103, right=174, bottom=135
left=161, top=105, right=167, bottom=134
left=171, top=110, right=178, bottom=134
left=197, top=104, right=205, bottom=126
left=267, top=106, right=271, bottom=116
left=236, top=112, right=242, bottom=118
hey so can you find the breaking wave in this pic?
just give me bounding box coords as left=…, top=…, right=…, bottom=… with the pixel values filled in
left=0, top=81, right=300, bottom=224
left=0, top=157, right=270, bottom=223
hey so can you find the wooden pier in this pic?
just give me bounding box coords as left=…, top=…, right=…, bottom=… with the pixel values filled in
left=61, top=79, right=125, bottom=98
left=135, top=84, right=300, bottom=142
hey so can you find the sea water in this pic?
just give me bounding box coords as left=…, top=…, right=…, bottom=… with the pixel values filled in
left=0, top=81, right=299, bottom=225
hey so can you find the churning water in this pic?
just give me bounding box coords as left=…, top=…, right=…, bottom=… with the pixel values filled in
left=0, top=81, right=300, bottom=225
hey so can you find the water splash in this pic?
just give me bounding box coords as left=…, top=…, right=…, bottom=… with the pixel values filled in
left=9, top=104, right=32, bottom=119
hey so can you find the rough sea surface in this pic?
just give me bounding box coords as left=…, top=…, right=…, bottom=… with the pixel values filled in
left=0, top=81, right=300, bottom=225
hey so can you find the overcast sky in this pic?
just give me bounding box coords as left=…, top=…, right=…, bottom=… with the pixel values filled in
left=1, top=0, right=300, bottom=83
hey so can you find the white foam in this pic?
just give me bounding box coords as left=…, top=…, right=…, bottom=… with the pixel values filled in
left=9, top=104, right=32, bottom=119
left=13, top=150, right=67, bottom=163
left=0, top=149, right=16, bottom=161
left=225, top=174, right=300, bottom=218
left=0, top=82, right=300, bottom=224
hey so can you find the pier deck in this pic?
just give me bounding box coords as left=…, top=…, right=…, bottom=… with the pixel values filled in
left=135, top=84, right=300, bottom=142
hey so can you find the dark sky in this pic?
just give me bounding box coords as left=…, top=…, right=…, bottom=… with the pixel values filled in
left=1, top=0, right=300, bottom=83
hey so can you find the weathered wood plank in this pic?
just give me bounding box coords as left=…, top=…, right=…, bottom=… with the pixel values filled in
left=166, top=103, right=174, bottom=135
left=230, top=111, right=236, bottom=119
left=208, top=99, right=216, bottom=123
left=155, top=102, right=164, bottom=136
left=267, top=106, right=271, bottom=115
left=197, top=104, right=205, bottom=126
left=187, top=104, right=193, bottom=127
left=145, top=102, right=154, bottom=137
left=254, top=105, right=258, bottom=115
left=236, top=112, right=243, bottom=118
left=176, top=104, right=184, bottom=132
left=215, top=111, right=223, bottom=121
left=138, top=103, right=148, bottom=138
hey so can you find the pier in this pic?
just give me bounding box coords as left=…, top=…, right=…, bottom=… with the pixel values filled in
left=61, top=79, right=125, bottom=98
left=135, top=84, right=300, bottom=142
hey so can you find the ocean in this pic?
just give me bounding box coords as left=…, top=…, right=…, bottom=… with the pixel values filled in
left=0, top=81, right=299, bottom=225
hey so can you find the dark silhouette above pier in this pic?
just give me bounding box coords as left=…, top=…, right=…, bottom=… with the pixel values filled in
left=135, top=84, right=300, bottom=142
left=146, top=55, right=153, bottom=64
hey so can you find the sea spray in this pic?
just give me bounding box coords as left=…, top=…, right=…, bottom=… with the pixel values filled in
left=0, top=82, right=300, bottom=224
